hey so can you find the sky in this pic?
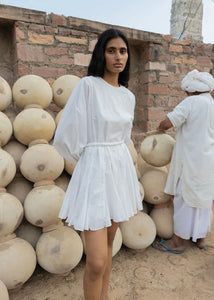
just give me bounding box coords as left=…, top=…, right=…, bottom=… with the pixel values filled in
left=1, top=0, right=214, bottom=43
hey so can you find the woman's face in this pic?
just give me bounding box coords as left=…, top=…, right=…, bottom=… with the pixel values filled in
left=104, top=37, right=128, bottom=76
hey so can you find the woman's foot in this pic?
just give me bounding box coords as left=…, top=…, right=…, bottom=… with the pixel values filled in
left=196, top=238, right=207, bottom=250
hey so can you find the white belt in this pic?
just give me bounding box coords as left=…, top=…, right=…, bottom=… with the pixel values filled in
left=85, top=141, right=124, bottom=148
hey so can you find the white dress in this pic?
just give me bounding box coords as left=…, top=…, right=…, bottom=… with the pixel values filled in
left=53, top=76, right=142, bottom=231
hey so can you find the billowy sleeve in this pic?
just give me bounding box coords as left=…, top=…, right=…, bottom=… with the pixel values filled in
left=124, top=93, right=135, bottom=147
left=53, top=78, right=88, bottom=163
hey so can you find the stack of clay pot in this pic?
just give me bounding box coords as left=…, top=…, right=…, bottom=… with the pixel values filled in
left=52, top=75, right=81, bottom=182
left=118, top=139, right=157, bottom=251
left=0, top=76, right=37, bottom=292
left=7, top=74, right=83, bottom=276
left=139, top=131, right=175, bottom=239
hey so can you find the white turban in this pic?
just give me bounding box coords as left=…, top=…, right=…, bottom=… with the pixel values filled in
left=181, top=69, right=214, bottom=93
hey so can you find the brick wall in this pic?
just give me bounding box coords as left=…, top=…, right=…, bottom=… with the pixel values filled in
left=0, top=4, right=214, bottom=150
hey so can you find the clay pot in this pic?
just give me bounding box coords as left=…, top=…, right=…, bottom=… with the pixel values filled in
left=0, top=279, right=9, bottom=300
left=55, top=109, right=63, bottom=126
left=3, top=106, right=20, bottom=124
left=140, top=169, right=171, bottom=205
left=140, top=133, right=175, bottom=167
left=36, top=226, right=83, bottom=275
left=7, top=176, right=33, bottom=205
left=120, top=211, right=156, bottom=250
left=12, top=74, right=52, bottom=109
left=0, top=76, right=12, bottom=111
left=24, top=184, right=65, bottom=230
left=150, top=202, right=174, bottom=239
left=0, top=149, right=16, bottom=188
left=55, top=171, right=71, bottom=192
left=16, top=218, right=42, bottom=248
left=137, top=153, right=168, bottom=177
left=20, top=143, right=64, bottom=183
left=0, top=237, right=37, bottom=290
left=3, top=140, right=27, bottom=172
left=139, top=181, right=145, bottom=201
left=64, top=159, right=76, bottom=175
left=52, top=75, right=80, bottom=108
left=0, top=191, right=24, bottom=238
left=0, top=112, right=13, bottom=147
left=13, top=107, right=56, bottom=146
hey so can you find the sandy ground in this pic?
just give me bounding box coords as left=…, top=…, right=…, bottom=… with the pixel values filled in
left=9, top=209, right=214, bottom=300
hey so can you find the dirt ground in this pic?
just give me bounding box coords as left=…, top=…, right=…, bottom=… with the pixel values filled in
left=9, top=209, right=214, bottom=300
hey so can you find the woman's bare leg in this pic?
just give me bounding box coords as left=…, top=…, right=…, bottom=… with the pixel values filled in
left=83, top=228, right=108, bottom=300
left=100, top=221, right=120, bottom=300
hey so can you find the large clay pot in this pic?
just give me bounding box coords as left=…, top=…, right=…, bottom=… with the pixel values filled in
left=140, top=169, right=171, bottom=205
left=16, top=219, right=42, bottom=249
left=120, top=211, right=156, bottom=250
left=3, top=140, right=27, bottom=172
left=20, top=143, right=64, bottom=183
left=140, top=133, right=175, bottom=167
left=12, top=74, right=52, bottom=109
left=52, top=75, right=80, bottom=108
left=0, top=76, right=12, bottom=111
left=0, top=237, right=37, bottom=290
left=55, top=171, right=70, bottom=192
left=24, top=184, right=65, bottom=229
left=64, top=159, right=76, bottom=176
left=137, top=154, right=168, bottom=177
left=0, top=279, right=9, bottom=300
left=7, top=176, right=33, bottom=205
left=13, top=107, right=56, bottom=146
left=0, top=112, right=13, bottom=147
left=150, top=202, right=174, bottom=239
left=36, top=226, right=83, bottom=275
left=0, top=149, right=16, bottom=188
left=0, top=190, right=24, bottom=238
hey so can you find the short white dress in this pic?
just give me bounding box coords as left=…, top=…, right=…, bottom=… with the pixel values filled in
left=53, top=76, right=142, bottom=231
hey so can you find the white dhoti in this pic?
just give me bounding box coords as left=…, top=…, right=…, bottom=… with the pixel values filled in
left=173, top=178, right=213, bottom=242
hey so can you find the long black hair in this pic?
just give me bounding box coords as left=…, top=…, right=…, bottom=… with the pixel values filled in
left=87, top=28, right=130, bottom=87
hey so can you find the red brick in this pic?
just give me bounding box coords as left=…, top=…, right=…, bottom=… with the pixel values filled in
left=89, top=39, right=97, bottom=52
left=50, top=57, right=73, bottom=65
left=147, top=107, right=166, bottom=120
left=28, top=24, right=45, bottom=32
left=74, top=53, right=92, bottom=66
left=15, top=27, right=25, bottom=42
left=17, top=44, right=44, bottom=62
left=51, top=13, right=67, bottom=26
left=197, top=57, right=213, bottom=68
left=32, top=66, right=66, bottom=78
left=169, top=44, right=183, bottom=52
left=44, top=26, right=58, bottom=34
left=148, top=83, right=169, bottom=95
left=45, top=47, right=68, bottom=56
left=28, top=32, right=54, bottom=45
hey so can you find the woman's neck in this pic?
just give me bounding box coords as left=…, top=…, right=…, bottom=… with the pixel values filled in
left=102, top=73, right=119, bottom=87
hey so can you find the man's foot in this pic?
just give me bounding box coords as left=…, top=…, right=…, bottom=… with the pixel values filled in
left=196, top=238, right=207, bottom=250
left=152, top=234, right=185, bottom=254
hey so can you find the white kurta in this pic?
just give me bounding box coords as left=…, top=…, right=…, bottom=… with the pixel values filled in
left=173, top=178, right=212, bottom=242
left=53, top=76, right=142, bottom=231
left=165, top=93, right=214, bottom=208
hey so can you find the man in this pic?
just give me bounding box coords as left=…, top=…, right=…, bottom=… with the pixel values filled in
left=153, top=69, right=214, bottom=253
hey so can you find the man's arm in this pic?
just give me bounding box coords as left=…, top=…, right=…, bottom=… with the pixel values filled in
left=158, top=117, right=173, bottom=131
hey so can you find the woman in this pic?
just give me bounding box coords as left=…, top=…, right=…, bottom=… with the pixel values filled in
left=53, top=28, right=142, bottom=300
